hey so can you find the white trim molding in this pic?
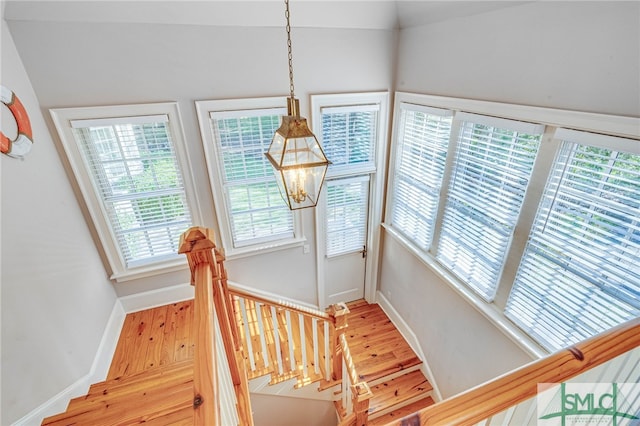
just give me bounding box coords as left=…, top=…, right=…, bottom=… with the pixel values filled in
left=376, top=290, right=443, bottom=402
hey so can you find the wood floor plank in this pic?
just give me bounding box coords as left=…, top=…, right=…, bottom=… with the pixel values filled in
left=144, top=304, right=168, bottom=370
left=159, top=302, right=180, bottom=366
left=344, top=300, right=422, bottom=383
left=172, top=300, right=193, bottom=362
left=368, top=370, right=433, bottom=416
left=108, top=310, right=144, bottom=379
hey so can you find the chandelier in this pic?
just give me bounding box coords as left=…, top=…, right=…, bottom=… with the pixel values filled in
left=265, top=0, right=330, bottom=210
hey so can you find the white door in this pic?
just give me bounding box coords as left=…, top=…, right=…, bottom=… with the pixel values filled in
left=323, top=175, right=370, bottom=306
left=311, top=92, right=389, bottom=309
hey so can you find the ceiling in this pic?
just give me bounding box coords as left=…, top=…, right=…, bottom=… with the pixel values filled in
left=3, top=1, right=531, bottom=30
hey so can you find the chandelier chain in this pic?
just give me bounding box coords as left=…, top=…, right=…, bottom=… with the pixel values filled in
left=285, top=0, right=295, bottom=99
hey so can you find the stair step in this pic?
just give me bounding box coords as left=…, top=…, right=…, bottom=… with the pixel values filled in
left=368, top=395, right=436, bottom=425
left=367, top=369, right=433, bottom=419
left=86, top=359, right=193, bottom=398
left=42, top=363, right=193, bottom=425
left=344, top=302, right=423, bottom=383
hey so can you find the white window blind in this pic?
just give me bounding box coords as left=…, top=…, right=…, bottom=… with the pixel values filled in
left=389, top=104, right=453, bottom=250
left=436, top=113, right=543, bottom=301
left=71, top=116, right=192, bottom=267
left=505, top=130, right=640, bottom=351
left=321, top=104, right=378, bottom=171
left=210, top=108, right=294, bottom=248
left=326, top=176, right=369, bottom=257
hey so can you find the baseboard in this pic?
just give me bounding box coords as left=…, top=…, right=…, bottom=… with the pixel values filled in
left=376, top=290, right=443, bottom=401
left=14, top=283, right=194, bottom=426
left=118, top=282, right=194, bottom=313
left=13, top=300, right=126, bottom=426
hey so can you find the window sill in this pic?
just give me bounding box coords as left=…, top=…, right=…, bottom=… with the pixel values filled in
left=223, top=236, right=307, bottom=261
left=381, top=222, right=548, bottom=360
left=110, top=257, right=189, bottom=283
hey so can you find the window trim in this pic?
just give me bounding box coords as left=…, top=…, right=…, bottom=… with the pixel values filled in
left=50, top=102, right=202, bottom=282
left=195, top=96, right=305, bottom=259
left=384, top=92, right=640, bottom=357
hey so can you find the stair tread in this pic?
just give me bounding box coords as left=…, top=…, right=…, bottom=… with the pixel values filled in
left=368, top=370, right=433, bottom=418
left=344, top=302, right=422, bottom=383
left=368, top=395, right=436, bottom=425
left=43, top=363, right=193, bottom=425
left=78, top=360, right=193, bottom=402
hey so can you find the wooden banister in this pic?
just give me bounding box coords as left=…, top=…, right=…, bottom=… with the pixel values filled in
left=339, top=333, right=373, bottom=426
left=178, top=228, right=218, bottom=425
left=385, top=317, right=640, bottom=426
left=179, top=226, right=254, bottom=426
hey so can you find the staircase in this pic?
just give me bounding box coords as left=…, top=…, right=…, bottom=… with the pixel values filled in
left=41, top=360, right=194, bottom=425
left=41, top=295, right=435, bottom=425
left=335, top=300, right=435, bottom=425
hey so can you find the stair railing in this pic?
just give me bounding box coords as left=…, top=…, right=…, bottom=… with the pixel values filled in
left=229, top=286, right=348, bottom=388
left=382, top=316, right=640, bottom=426
left=179, top=227, right=253, bottom=426
left=336, top=333, right=373, bottom=426
left=231, top=286, right=373, bottom=424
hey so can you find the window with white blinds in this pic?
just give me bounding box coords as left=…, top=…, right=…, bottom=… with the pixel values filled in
left=321, top=104, right=378, bottom=173
left=209, top=107, right=295, bottom=248
left=436, top=113, right=544, bottom=301
left=389, top=103, right=453, bottom=250
left=70, top=115, right=192, bottom=268
left=50, top=103, right=198, bottom=280
left=325, top=176, right=369, bottom=257
left=505, top=129, right=640, bottom=351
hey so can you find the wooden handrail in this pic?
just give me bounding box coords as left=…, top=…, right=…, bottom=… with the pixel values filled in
left=339, top=333, right=360, bottom=386
left=229, top=286, right=333, bottom=323
left=385, top=316, right=640, bottom=426
left=179, top=227, right=254, bottom=426
left=339, top=328, right=372, bottom=426
left=178, top=228, right=219, bottom=425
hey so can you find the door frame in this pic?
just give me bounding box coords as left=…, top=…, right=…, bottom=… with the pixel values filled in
left=311, top=92, right=389, bottom=309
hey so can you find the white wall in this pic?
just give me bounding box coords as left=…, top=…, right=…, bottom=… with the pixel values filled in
left=396, top=1, right=640, bottom=116
left=251, top=394, right=336, bottom=426
left=380, top=1, right=640, bottom=399
left=6, top=19, right=395, bottom=305
left=0, top=22, right=118, bottom=425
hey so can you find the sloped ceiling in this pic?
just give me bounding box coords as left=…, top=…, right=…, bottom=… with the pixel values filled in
left=3, top=0, right=531, bottom=30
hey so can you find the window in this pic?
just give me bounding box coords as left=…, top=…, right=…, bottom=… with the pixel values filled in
left=196, top=98, right=302, bottom=256
left=388, top=103, right=452, bottom=250
left=325, top=176, right=370, bottom=257
left=436, top=113, right=543, bottom=301
left=384, top=92, right=640, bottom=356
left=321, top=104, right=378, bottom=174
left=51, top=103, right=199, bottom=281
left=505, top=129, right=640, bottom=351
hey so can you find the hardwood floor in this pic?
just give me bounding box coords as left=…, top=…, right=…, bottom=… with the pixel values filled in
left=108, top=300, right=195, bottom=380
left=107, top=298, right=419, bottom=386
left=344, top=300, right=422, bottom=383
left=44, top=297, right=434, bottom=425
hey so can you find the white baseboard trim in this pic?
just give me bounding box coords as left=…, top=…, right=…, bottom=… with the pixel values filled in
left=14, top=283, right=195, bottom=426
left=118, top=282, right=194, bottom=313
left=376, top=290, right=443, bottom=402
left=13, top=300, right=126, bottom=426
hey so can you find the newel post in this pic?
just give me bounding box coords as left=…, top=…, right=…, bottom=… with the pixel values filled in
left=328, top=302, right=349, bottom=382
left=178, top=226, right=218, bottom=426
